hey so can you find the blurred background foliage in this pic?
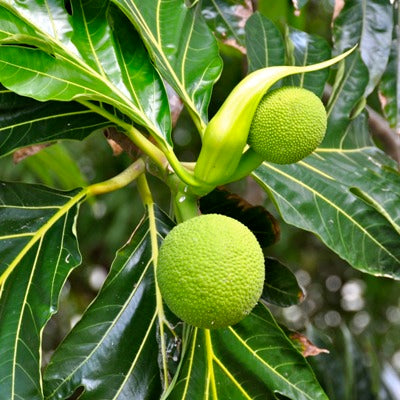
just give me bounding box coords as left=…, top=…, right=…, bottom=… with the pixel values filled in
left=1, top=0, right=399, bottom=398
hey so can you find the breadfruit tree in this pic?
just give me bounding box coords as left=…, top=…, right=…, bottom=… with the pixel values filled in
left=0, top=1, right=399, bottom=399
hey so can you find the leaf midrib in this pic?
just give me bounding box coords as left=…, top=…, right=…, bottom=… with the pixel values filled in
left=0, top=3, right=161, bottom=136
left=256, top=163, right=400, bottom=266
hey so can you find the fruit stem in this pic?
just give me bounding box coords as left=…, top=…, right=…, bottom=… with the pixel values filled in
left=167, top=174, right=200, bottom=223
left=224, top=148, right=264, bottom=184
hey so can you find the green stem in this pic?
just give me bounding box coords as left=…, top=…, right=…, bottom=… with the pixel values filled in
left=79, top=100, right=204, bottom=189
left=224, top=148, right=264, bottom=184
left=167, top=174, right=200, bottom=223
left=79, top=100, right=167, bottom=170
left=87, top=158, right=145, bottom=196
left=174, top=190, right=199, bottom=223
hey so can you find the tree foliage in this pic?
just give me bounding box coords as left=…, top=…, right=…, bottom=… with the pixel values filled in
left=0, top=1, right=399, bottom=399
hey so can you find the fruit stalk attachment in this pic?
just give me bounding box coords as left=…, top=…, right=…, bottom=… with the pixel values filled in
left=193, top=47, right=356, bottom=192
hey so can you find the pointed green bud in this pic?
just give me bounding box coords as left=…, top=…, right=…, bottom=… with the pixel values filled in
left=193, top=47, right=356, bottom=190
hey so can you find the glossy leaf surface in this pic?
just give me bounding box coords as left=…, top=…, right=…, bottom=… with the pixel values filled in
left=44, top=205, right=178, bottom=400
left=0, top=182, right=84, bottom=400
left=253, top=146, right=400, bottom=278
left=0, top=1, right=171, bottom=143
left=245, top=12, right=284, bottom=73
left=0, top=86, right=110, bottom=156
left=202, top=0, right=252, bottom=52
left=167, top=303, right=327, bottom=400
left=325, top=51, right=369, bottom=142
left=245, top=4, right=400, bottom=278
left=110, top=0, right=223, bottom=134
left=199, top=187, right=280, bottom=248
left=262, top=258, right=304, bottom=307
left=333, top=0, right=393, bottom=95
left=284, top=26, right=331, bottom=96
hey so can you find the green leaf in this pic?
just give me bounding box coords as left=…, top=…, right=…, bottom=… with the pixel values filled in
left=0, top=182, right=84, bottom=400
left=324, top=51, right=369, bottom=148
left=253, top=144, right=400, bottom=279
left=166, top=303, right=327, bottom=400
left=0, top=86, right=110, bottom=157
left=379, top=40, right=400, bottom=131
left=284, top=26, right=331, bottom=96
left=110, top=0, right=223, bottom=134
left=262, top=258, right=304, bottom=307
left=245, top=12, right=285, bottom=73
left=333, top=0, right=394, bottom=95
left=202, top=0, right=252, bottom=51
left=44, top=205, right=179, bottom=400
left=0, top=1, right=171, bottom=144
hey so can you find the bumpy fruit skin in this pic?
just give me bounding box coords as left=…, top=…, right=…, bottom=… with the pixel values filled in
left=248, top=86, right=327, bottom=164
left=157, top=214, right=265, bottom=329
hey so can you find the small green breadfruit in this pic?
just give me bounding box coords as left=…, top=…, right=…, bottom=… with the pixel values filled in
left=157, top=214, right=265, bottom=329
left=248, top=86, right=327, bottom=164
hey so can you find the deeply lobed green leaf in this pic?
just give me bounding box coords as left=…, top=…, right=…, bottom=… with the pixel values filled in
left=0, top=1, right=171, bottom=144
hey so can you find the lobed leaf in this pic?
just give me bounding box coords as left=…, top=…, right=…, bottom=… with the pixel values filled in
left=0, top=1, right=171, bottom=145
left=110, top=0, right=223, bottom=134
left=0, top=182, right=84, bottom=400
left=253, top=145, right=400, bottom=279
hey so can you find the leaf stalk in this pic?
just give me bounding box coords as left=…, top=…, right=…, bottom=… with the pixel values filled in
left=87, top=158, right=146, bottom=196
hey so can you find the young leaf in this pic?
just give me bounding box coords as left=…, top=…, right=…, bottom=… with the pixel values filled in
left=110, top=0, right=223, bottom=134
left=0, top=1, right=171, bottom=144
left=166, top=303, right=328, bottom=400
left=44, top=206, right=179, bottom=400
left=0, top=182, right=84, bottom=400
